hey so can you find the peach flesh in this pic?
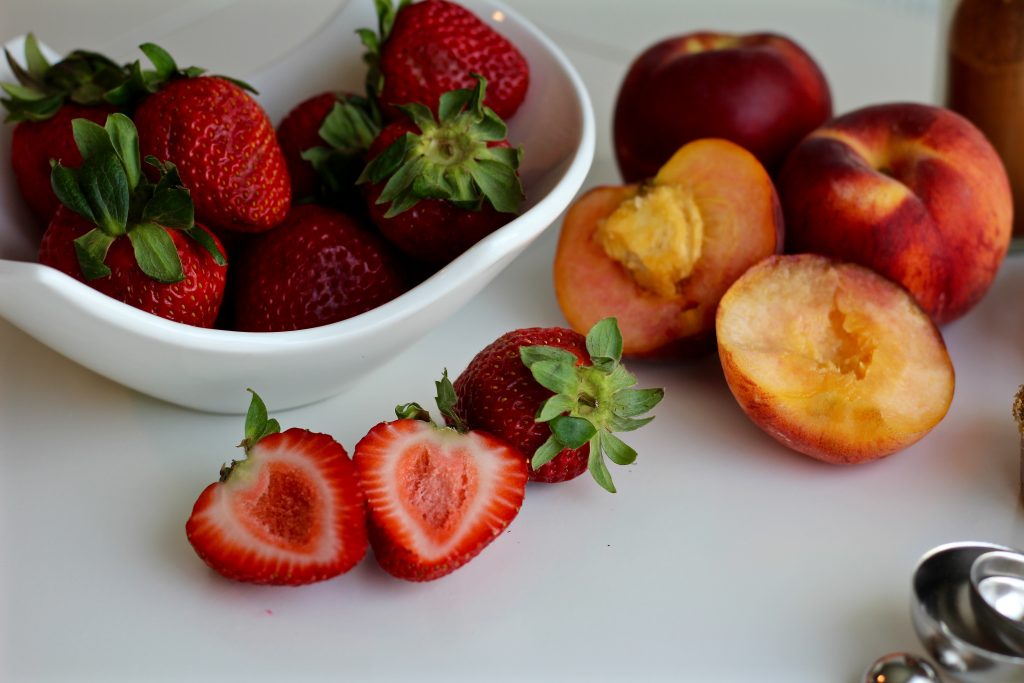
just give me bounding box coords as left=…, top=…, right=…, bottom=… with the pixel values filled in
left=716, top=254, right=954, bottom=464
left=555, top=138, right=781, bottom=357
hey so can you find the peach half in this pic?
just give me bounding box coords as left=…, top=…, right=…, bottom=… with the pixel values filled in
left=716, top=254, right=954, bottom=464
left=554, top=138, right=782, bottom=357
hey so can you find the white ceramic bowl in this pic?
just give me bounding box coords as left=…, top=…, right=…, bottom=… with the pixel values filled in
left=0, top=1, right=595, bottom=413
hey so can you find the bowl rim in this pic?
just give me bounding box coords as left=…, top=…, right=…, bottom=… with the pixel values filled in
left=0, top=0, right=596, bottom=354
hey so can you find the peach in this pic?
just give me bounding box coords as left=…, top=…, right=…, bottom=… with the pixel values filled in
left=778, top=102, right=1012, bottom=325
left=716, top=254, right=954, bottom=464
left=613, top=32, right=832, bottom=181
left=554, top=138, right=782, bottom=357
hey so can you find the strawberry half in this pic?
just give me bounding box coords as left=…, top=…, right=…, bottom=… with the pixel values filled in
left=186, top=390, right=368, bottom=585
left=110, top=44, right=290, bottom=234
left=361, top=0, right=529, bottom=121
left=2, top=34, right=128, bottom=222
left=358, top=75, right=524, bottom=264
left=353, top=373, right=528, bottom=581
left=37, top=113, right=228, bottom=327
left=453, top=319, right=664, bottom=492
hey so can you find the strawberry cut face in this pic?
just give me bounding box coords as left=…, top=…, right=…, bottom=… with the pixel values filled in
left=354, top=419, right=527, bottom=581
left=186, top=428, right=367, bottom=585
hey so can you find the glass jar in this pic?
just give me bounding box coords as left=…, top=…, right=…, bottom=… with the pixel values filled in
left=940, top=0, right=1024, bottom=241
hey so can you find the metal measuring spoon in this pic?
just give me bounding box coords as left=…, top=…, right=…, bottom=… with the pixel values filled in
left=970, top=550, right=1024, bottom=654
left=864, top=653, right=942, bottom=683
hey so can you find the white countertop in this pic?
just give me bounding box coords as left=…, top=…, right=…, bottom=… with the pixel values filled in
left=4, top=1, right=1023, bottom=681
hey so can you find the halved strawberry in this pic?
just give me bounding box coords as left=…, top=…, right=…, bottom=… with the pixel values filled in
left=186, top=390, right=368, bottom=585
left=353, top=373, right=527, bottom=581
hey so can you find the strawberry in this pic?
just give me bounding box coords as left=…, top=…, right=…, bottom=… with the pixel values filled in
left=2, top=34, right=128, bottom=222
left=37, top=113, right=227, bottom=327
left=277, top=91, right=379, bottom=205
left=453, top=319, right=664, bottom=492
left=353, top=372, right=527, bottom=581
left=358, top=75, right=524, bottom=264
left=186, top=390, right=368, bottom=585
left=232, top=204, right=407, bottom=332
left=361, top=0, right=529, bottom=121
left=114, top=44, right=290, bottom=234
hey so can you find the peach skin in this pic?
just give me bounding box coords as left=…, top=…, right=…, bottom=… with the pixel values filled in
left=778, top=102, right=1012, bottom=325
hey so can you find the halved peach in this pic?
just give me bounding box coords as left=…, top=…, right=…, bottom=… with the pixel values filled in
left=716, top=254, right=955, bottom=464
left=554, top=138, right=782, bottom=356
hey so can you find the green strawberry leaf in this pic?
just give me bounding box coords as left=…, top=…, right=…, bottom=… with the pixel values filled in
left=71, top=118, right=114, bottom=161
left=143, top=187, right=194, bottom=229
left=438, top=87, right=473, bottom=123
left=72, top=228, right=115, bottom=280
left=242, top=389, right=281, bottom=453
left=50, top=163, right=96, bottom=222
left=378, top=156, right=425, bottom=209
left=395, top=402, right=432, bottom=422
left=434, top=369, right=469, bottom=432
left=611, top=388, right=665, bottom=418
left=105, top=113, right=141, bottom=190
left=359, top=133, right=412, bottom=185
left=127, top=221, right=184, bottom=283
left=79, top=150, right=130, bottom=235
left=468, top=158, right=524, bottom=214
left=588, top=435, right=616, bottom=493
left=1, top=82, right=46, bottom=101
left=536, top=394, right=576, bottom=423
left=395, top=102, right=437, bottom=133
left=139, top=43, right=177, bottom=80
left=528, top=359, right=579, bottom=395
left=531, top=435, right=563, bottom=470
left=521, top=345, right=579, bottom=368
left=586, top=317, right=624, bottom=366
left=550, top=415, right=597, bottom=450
left=184, top=226, right=226, bottom=266
left=470, top=108, right=507, bottom=142
left=23, top=33, right=50, bottom=81
left=601, top=432, right=637, bottom=466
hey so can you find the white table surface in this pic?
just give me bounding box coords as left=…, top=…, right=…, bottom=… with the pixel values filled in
left=4, top=1, right=1022, bottom=682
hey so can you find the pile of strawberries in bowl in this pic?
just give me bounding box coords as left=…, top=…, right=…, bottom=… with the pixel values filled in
left=0, top=0, right=595, bottom=412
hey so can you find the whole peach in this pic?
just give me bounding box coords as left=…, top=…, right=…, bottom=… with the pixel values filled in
left=778, top=102, right=1012, bottom=325
left=613, top=32, right=832, bottom=181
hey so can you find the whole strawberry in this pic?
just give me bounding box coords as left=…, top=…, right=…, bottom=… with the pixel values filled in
left=453, top=318, right=664, bottom=492
left=277, top=92, right=379, bottom=205
left=113, top=44, right=290, bottom=234
left=232, top=204, right=407, bottom=332
left=186, top=390, right=368, bottom=585
left=361, top=0, right=529, bottom=121
left=353, top=372, right=527, bottom=581
left=38, top=113, right=227, bottom=327
left=2, top=34, right=128, bottom=222
left=359, top=75, right=524, bottom=264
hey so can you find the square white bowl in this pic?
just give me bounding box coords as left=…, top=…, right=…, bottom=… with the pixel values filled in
left=0, top=0, right=595, bottom=413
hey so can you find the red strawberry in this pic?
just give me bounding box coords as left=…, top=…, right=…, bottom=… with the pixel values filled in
left=186, top=390, right=367, bottom=585
left=278, top=92, right=339, bottom=197
left=119, top=44, right=290, bottom=234
left=232, top=204, right=407, bottom=332
left=453, top=319, right=664, bottom=492
left=276, top=92, right=379, bottom=204
left=362, top=0, right=529, bottom=121
left=2, top=35, right=128, bottom=223
left=38, top=113, right=227, bottom=327
left=353, top=373, right=527, bottom=581
left=359, top=75, right=524, bottom=264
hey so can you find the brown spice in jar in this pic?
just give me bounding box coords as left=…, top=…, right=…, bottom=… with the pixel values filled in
left=947, top=0, right=1024, bottom=235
